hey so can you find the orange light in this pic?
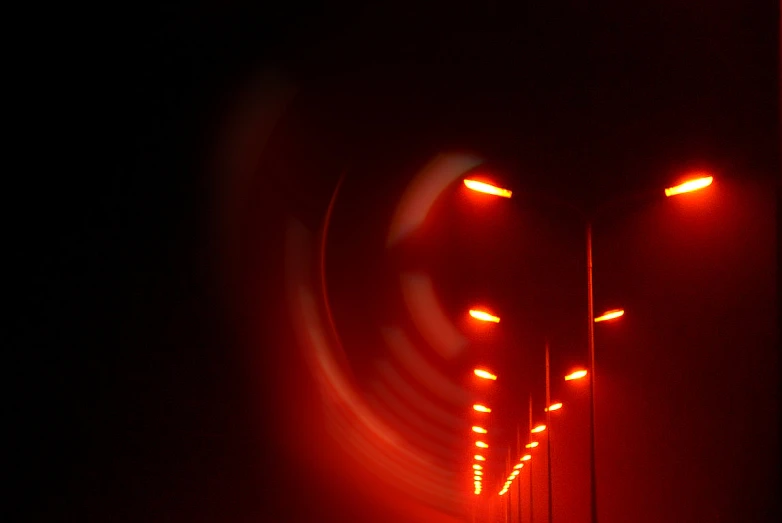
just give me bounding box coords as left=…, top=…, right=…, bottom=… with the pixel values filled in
left=531, top=425, right=546, bottom=433
left=474, top=369, right=498, bottom=380
left=511, top=470, right=520, bottom=476
left=464, top=179, right=512, bottom=198
left=473, top=404, right=492, bottom=413
left=520, top=454, right=532, bottom=461
left=513, top=463, right=524, bottom=470
left=565, top=370, right=588, bottom=381
left=474, top=470, right=483, bottom=476
left=469, top=309, right=501, bottom=323
left=474, top=455, right=486, bottom=461
left=664, top=176, right=713, bottom=197
left=545, top=402, right=563, bottom=412
left=472, top=426, right=488, bottom=434
left=475, top=441, right=489, bottom=448
left=594, top=309, right=624, bottom=323
left=473, top=464, right=483, bottom=470
left=525, top=442, right=539, bottom=449
left=499, top=490, right=508, bottom=496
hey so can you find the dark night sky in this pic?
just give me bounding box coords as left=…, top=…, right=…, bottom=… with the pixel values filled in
left=27, top=2, right=779, bottom=522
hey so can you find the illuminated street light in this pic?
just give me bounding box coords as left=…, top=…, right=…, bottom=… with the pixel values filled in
left=525, top=442, right=539, bottom=449
left=474, top=454, right=486, bottom=461
left=545, top=402, right=563, bottom=412
left=664, top=175, right=713, bottom=197
left=594, top=308, right=624, bottom=323
left=520, top=454, right=532, bottom=461
left=464, top=179, right=513, bottom=198
left=513, top=463, right=524, bottom=470
left=469, top=309, right=501, bottom=323
left=473, top=464, right=483, bottom=470
left=565, top=370, right=588, bottom=381
left=472, top=426, right=488, bottom=434
left=531, top=424, right=546, bottom=433
left=511, top=470, right=520, bottom=476
left=474, top=368, right=498, bottom=380
left=475, top=441, right=489, bottom=448
left=474, top=470, right=483, bottom=476
left=473, top=404, right=492, bottom=413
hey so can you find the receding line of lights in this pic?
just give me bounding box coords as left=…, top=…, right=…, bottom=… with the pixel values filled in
left=525, top=441, right=539, bottom=448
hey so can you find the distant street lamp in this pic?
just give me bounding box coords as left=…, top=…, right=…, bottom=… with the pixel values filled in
left=565, top=370, right=588, bottom=381
left=594, top=309, right=625, bottom=323
left=474, top=368, right=498, bottom=380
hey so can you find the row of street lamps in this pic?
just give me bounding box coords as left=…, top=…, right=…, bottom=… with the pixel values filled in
left=462, top=173, right=713, bottom=522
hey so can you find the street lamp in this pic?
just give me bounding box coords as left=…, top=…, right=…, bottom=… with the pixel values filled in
left=594, top=308, right=625, bottom=323
left=565, top=369, right=588, bottom=381
left=474, top=368, right=498, bottom=380
left=469, top=309, right=501, bottom=323
left=464, top=179, right=513, bottom=198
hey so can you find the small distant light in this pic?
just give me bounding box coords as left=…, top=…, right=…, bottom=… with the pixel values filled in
left=594, top=309, right=624, bottom=323
left=469, top=309, right=501, bottom=323
left=565, top=370, right=588, bottom=381
left=531, top=424, right=546, bottom=433
left=511, top=470, right=520, bottom=476
left=513, top=463, right=524, bottom=470
left=545, top=402, right=563, bottom=412
left=475, top=441, right=489, bottom=448
left=521, top=454, right=532, bottom=461
left=474, top=455, right=486, bottom=461
left=525, top=442, right=539, bottom=448
left=474, top=369, right=498, bottom=380
left=472, top=426, right=488, bottom=434
left=473, top=404, right=492, bottom=413
left=473, top=464, right=483, bottom=470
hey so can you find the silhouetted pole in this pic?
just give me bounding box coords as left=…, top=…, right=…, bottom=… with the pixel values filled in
left=517, top=423, right=522, bottom=523
left=529, top=394, right=534, bottom=523
left=586, top=222, right=598, bottom=523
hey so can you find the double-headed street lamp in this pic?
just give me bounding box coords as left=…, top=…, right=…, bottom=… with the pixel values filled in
left=464, top=173, right=713, bottom=523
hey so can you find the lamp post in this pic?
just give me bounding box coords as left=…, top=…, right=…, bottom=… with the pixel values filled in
left=545, top=340, right=553, bottom=523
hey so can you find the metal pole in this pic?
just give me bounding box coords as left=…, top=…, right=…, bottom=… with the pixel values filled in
left=586, top=222, right=598, bottom=523
left=529, top=394, right=534, bottom=523
left=517, top=424, right=522, bottom=523
left=545, top=340, right=553, bottom=523
left=507, top=448, right=511, bottom=523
